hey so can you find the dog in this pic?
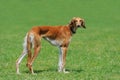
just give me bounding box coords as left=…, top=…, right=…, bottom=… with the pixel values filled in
left=16, top=17, right=86, bottom=74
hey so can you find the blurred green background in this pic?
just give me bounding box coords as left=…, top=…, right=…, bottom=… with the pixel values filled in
left=0, top=0, right=120, bottom=80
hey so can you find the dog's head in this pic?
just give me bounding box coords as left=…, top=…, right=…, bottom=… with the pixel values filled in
left=69, top=17, right=86, bottom=33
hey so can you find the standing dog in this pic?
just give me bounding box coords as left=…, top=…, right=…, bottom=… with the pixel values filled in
left=16, top=17, right=86, bottom=74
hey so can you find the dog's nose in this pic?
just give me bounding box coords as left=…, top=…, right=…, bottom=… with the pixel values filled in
left=77, top=25, right=80, bottom=27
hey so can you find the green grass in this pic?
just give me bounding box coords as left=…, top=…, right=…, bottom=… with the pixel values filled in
left=0, top=0, right=120, bottom=80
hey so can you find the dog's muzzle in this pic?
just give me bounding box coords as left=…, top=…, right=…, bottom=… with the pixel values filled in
left=77, top=25, right=81, bottom=27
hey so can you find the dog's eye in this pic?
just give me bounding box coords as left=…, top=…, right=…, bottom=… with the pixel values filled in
left=80, top=20, right=83, bottom=22
left=74, top=20, right=77, bottom=22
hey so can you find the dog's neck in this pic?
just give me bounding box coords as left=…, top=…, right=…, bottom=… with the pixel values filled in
left=68, top=24, right=76, bottom=34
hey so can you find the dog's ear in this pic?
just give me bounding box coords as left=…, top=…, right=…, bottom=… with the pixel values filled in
left=69, top=17, right=76, bottom=25
left=81, top=19, right=86, bottom=28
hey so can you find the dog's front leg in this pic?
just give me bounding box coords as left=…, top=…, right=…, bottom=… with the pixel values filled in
left=58, top=47, right=68, bottom=73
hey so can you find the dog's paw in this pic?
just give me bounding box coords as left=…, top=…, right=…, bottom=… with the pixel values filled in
left=58, top=68, right=70, bottom=73
left=32, top=72, right=37, bottom=75
left=16, top=72, right=21, bottom=75
left=63, top=70, right=70, bottom=74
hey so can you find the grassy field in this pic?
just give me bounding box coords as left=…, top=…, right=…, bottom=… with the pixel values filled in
left=0, top=0, right=120, bottom=80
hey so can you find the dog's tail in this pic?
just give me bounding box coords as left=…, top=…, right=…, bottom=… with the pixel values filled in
left=23, top=33, right=28, bottom=54
left=23, top=32, right=34, bottom=53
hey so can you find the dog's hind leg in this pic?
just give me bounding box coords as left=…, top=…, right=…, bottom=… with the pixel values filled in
left=16, top=51, right=27, bottom=74
left=27, top=34, right=41, bottom=74
left=30, top=45, right=41, bottom=74
left=16, top=34, right=28, bottom=74
left=26, top=40, right=32, bottom=73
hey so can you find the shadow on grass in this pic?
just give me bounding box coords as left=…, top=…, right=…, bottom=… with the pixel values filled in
left=66, top=68, right=84, bottom=73
left=24, top=68, right=57, bottom=74
left=24, top=68, right=84, bottom=74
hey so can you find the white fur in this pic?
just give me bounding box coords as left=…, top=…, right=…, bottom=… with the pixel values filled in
left=58, top=47, right=69, bottom=73
left=45, top=37, right=63, bottom=46
left=29, top=33, right=34, bottom=48
left=23, top=33, right=28, bottom=53
left=58, top=47, right=63, bottom=72
left=17, top=52, right=27, bottom=64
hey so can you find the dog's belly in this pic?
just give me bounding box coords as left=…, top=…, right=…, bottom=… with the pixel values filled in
left=44, top=37, right=63, bottom=46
